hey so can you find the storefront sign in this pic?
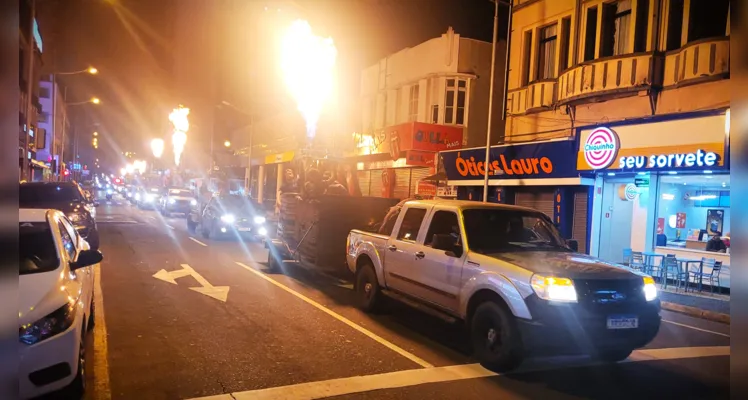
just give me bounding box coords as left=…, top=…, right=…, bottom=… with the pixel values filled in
left=618, top=184, right=638, bottom=201
left=264, top=151, right=295, bottom=165
left=656, top=218, right=665, bottom=234
left=405, top=150, right=435, bottom=167
left=416, top=182, right=436, bottom=196
left=634, top=176, right=650, bottom=187
left=389, top=122, right=463, bottom=155
left=676, top=212, right=687, bottom=229
left=437, top=185, right=457, bottom=197
left=577, top=116, right=728, bottom=172
left=442, top=140, right=579, bottom=181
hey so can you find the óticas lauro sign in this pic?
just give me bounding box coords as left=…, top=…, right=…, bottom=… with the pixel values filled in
left=441, top=141, right=579, bottom=181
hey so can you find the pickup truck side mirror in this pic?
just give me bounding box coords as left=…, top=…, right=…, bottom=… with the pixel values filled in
left=566, top=239, right=579, bottom=252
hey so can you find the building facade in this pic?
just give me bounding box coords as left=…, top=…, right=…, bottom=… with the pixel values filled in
left=352, top=27, right=506, bottom=199
left=20, top=0, right=46, bottom=181
left=444, top=0, right=730, bottom=287
left=36, top=75, right=69, bottom=179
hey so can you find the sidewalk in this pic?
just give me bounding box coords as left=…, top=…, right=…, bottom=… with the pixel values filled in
left=657, top=284, right=730, bottom=324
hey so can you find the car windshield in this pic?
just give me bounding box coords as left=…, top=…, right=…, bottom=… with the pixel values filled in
left=20, top=184, right=84, bottom=204
left=169, top=189, right=192, bottom=196
left=19, top=222, right=60, bottom=275
left=462, top=208, right=568, bottom=254
left=217, top=196, right=254, bottom=215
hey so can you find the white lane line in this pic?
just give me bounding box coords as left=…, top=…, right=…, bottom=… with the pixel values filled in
left=662, top=319, right=730, bottom=337
left=189, top=237, right=208, bottom=247
left=92, top=263, right=112, bottom=400
left=186, top=346, right=729, bottom=400
left=234, top=261, right=433, bottom=369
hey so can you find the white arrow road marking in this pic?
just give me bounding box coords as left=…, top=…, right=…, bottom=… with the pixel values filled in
left=153, top=264, right=229, bottom=302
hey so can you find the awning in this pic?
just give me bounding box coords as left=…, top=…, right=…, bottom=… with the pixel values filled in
left=420, top=171, right=447, bottom=182
left=29, top=159, right=50, bottom=169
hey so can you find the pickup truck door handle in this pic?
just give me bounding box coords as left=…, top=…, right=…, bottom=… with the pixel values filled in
left=414, top=251, right=425, bottom=259
left=387, top=245, right=397, bottom=252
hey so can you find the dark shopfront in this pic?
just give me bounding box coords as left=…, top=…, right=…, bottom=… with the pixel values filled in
left=440, top=139, right=594, bottom=253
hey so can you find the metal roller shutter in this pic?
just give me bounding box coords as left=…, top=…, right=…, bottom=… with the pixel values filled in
left=514, top=190, right=554, bottom=219
left=369, top=169, right=383, bottom=197
left=357, top=170, right=371, bottom=196
left=573, top=190, right=589, bottom=254
left=409, top=167, right=432, bottom=197
left=394, top=168, right=411, bottom=200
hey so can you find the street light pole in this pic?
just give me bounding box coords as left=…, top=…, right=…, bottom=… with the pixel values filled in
left=482, top=0, right=512, bottom=202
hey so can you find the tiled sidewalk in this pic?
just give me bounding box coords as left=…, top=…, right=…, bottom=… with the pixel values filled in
left=657, top=284, right=730, bottom=320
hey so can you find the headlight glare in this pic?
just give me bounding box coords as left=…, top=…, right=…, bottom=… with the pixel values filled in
left=530, top=274, right=577, bottom=302
left=190, top=199, right=198, bottom=206
left=643, top=276, right=657, bottom=301
left=220, top=214, right=235, bottom=223
left=67, top=213, right=83, bottom=223
left=254, top=216, right=266, bottom=224
left=145, top=194, right=154, bottom=202
left=168, top=198, right=176, bottom=204
left=19, top=304, right=76, bottom=345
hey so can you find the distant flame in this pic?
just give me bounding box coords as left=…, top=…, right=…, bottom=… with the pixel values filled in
left=280, top=20, right=337, bottom=140
left=169, top=106, right=190, bottom=166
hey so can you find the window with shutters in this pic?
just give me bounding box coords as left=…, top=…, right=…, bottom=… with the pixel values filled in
left=408, top=85, right=419, bottom=122
left=444, top=79, right=467, bottom=126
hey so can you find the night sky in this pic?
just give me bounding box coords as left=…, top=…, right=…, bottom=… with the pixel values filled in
left=37, top=0, right=506, bottom=173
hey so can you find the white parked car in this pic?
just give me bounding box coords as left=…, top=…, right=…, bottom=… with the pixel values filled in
left=19, top=209, right=102, bottom=398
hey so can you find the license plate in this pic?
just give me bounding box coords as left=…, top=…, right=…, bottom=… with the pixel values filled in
left=237, top=227, right=252, bottom=232
left=607, top=315, right=638, bottom=329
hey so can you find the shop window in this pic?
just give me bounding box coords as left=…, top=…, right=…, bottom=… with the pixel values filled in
left=584, top=7, right=598, bottom=61
left=687, top=0, right=729, bottom=43
left=408, top=85, right=419, bottom=122
left=537, top=23, right=558, bottom=80
left=600, top=0, right=632, bottom=58
left=656, top=174, right=730, bottom=252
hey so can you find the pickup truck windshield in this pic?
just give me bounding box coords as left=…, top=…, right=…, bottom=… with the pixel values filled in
left=462, top=208, right=568, bottom=254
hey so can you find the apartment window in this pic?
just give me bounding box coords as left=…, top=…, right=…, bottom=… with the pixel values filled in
left=688, top=0, right=729, bottom=43
left=633, top=0, right=650, bottom=52
left=408, top=85, right=419, bottom=121
left=584, top=7, right=598, bottom=61
left=666, top=0, right=684, bottom=51
left=444, top=79, right=467, bottom=125
left=521, top=31, right=533, bottom=85
left=430, top=105, right=439, bottom=124
left=537, top=24, right=557, bottom=80
left=600, top=0, right=632, bottom=58
left=559, top=17, right=572, bottom=72
left=39, top=87, right=50, bottom=98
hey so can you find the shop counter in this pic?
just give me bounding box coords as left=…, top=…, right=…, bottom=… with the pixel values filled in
left=655, top=246, right=730, bottom=289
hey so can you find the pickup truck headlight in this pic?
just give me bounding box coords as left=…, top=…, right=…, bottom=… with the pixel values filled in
left=144, top=194, right=154, bottom=202
left=19, top=304, right=76, bottom=345
left=190, top=199, right=198, bottom=206
left=168, top=198, right=176, bottom=204
left=643, top=276, right=657, bottom=301
left=531, top=274, right=578, bottom=303
left=220, top=214, right=235, bottom=223
left=253, top=216, right=266, bottom=224
left=67, top=212, right=84, bottom=224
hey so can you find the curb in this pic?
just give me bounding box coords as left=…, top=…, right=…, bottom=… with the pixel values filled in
left=661, top=301, right=730, bottom=324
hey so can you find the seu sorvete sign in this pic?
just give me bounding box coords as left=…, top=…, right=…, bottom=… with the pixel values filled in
left=441, top=140, right=579, bottom=181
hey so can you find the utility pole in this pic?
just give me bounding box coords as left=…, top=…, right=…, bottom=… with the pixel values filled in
left=23, top=0, right=36, bottom=181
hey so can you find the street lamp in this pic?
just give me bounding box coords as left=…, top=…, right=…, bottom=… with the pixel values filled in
left=91, top=97, right=101, bottom=104
left=224, top=140, right=231, bottom=148
left=169, top=106, right=190, bottom=166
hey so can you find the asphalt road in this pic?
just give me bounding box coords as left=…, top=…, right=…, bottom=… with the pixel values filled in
left=81, top=194, right=729, bottom=400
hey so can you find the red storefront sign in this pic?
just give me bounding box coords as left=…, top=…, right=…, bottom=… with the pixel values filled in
left=405, top=150, right=436, bottom=167
left=417, top=182, right=437, bottom=197
left=388, top=122, right=463, bottom=154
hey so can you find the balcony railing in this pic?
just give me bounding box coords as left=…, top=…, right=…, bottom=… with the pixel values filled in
left=557, top=52, right=659, bottom=104
left=507, top=80, right=557, bottom=115
left=663, top=37, right=730, bottom=88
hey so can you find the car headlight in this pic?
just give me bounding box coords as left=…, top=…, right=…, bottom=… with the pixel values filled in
left=643, top=276, right=657, bottom=301
left=106, top=189, right=113, bottom=195
left=258, top=227, right=268, bottom=236
left=145, top=194, right=154, bottom=202
left=254, top=216, right=266, bottom=224
left=190, top=199, right=198, bottom=206
left=220, top=214, right=235, bottom=223
left=135, top=193, right=141, bottom=200
left=19, top=304, right=76, bottom=345
left=168, top=198, right=176, bottom=204
left=530, top=274, right=577, bottom=303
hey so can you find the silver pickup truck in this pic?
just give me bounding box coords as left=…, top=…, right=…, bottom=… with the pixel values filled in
left=346, top=199, right=661, bottom=372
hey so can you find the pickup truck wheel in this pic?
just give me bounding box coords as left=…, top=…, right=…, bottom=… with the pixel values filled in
left=592, top=347, right=633, bottom=363
left=471, top=302, right=523, bottom=372
left=267, top=251, right=281, bottom=273
left=356, top=265, right=381, bottom=312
